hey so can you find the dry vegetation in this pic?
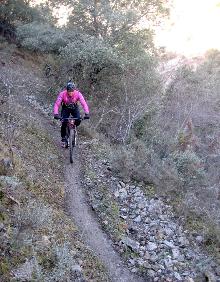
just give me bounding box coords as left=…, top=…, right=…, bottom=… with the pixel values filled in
left=0, top=41, right=108, bottom=281
left=108, top=51, right=220, bottom=255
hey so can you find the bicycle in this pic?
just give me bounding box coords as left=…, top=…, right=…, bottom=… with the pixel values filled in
left=60, top=117, right=82, bottom=163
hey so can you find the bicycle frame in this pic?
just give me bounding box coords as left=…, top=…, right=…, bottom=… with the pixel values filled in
left=61, top=117, right=81, bottom=163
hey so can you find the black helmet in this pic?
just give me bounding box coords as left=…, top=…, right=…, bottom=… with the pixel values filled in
left=66, top=81, right=76, bottom=91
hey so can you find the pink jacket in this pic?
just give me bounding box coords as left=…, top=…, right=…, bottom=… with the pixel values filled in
left=53, top=90, right=89, bottom=115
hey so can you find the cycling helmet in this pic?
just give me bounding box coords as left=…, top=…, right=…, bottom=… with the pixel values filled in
left=66, top=81, right=76, bottom=91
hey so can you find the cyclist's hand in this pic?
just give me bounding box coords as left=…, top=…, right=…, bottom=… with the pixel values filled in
left=84, top=113, right=90, bottom=120
left=54, top=114, right=60, bottom=120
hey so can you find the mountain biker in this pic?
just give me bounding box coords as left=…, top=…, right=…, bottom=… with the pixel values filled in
left=53, top=81, right=90, bottom=147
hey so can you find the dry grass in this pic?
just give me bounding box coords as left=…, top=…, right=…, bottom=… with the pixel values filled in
left=109, top=53, right=220, bottom=257
left=0, top=43, right=109, bottom=281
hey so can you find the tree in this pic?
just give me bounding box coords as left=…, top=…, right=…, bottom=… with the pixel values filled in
left=67, top=0, right=168, bottom=42
left=56, top=0, right=168, bottom=142
left=0, top=0, right=53, bottom=40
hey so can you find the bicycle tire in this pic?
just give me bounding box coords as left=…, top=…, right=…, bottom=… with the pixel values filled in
left=65, top=126, right=70, bottom=148
left=73, top=128, right=77, bottom=147
left=69, top=128, right=75, bottom=164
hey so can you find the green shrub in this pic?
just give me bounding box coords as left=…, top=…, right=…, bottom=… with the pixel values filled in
left=171, top=150, right=205, bottom=185
left=17, top=23, right=70, bottom=53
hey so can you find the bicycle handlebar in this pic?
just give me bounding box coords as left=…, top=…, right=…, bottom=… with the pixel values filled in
left=60, top=117, right=84, bottom=121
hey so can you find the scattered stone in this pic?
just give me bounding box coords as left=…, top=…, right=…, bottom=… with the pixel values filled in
left=134, top=215, right=142, bottom=223
left=121, top=236, right=140, bottom=251
left=120, top=215, right=127, bottom=219
left=178, top=236, right=189, bottom=246
left=164, top=257, right=174, bottom=268
left=137, top=258, right=145, bottom=266
left=128, top=225, right=139, bottom=235
left=72, top=264, right=82, bottom=273
left=195, top=235, right=204, bottom=244
left=149, top=255, right=157, bottom=263
left=147, top=242, right=157, bottom=251
left=119, top=188, right=128, bottom=199
left=185, top=278, right=195, bottom=282
left=128, top=259, right=135, bottom=265
left=148, top=269, right=156, bottom=277
left=120, top=207, right=128, bottom=213
left=173, top=272, right=181, bottom=280
left=163, top=240, right=175, bottom=249
left=164, top=227, right=174, bottom=236
left=131, top=267, right=138, bottom=273
left=172, top=248, right=180, bottom=259
left=119, top=181, right=126, bottom=188
left=0, top=223, right=5, bottom=232
left=143, top=251, right=150, bottom=260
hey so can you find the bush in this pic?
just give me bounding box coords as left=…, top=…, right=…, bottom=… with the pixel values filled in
left=36, top=244, right=82, bottom=282
left=17, top=23, right=71, bottom=53
left=171, top=150, right=205, bottom=186
left=14, top=199, right=53, bottom=230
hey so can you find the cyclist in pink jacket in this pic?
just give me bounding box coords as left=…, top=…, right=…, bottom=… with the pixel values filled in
left=53, top=81, right=90, bottom=147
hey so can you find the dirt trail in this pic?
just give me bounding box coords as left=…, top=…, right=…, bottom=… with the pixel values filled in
left=64, top=151, right=144, bottom=282
left=43, top=118, right=144, bottom=281
left=14, top=95, right=144, bottom=282
left=14, top=97, right=143, bottom=280
left=3, top=53, right=145, bottom=281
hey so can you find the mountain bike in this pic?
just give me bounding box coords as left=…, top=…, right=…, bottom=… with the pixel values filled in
left=61, top=117, right=82, bottom=163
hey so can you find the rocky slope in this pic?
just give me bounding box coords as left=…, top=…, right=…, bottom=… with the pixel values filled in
left=80, top=139, right=220, bottom=282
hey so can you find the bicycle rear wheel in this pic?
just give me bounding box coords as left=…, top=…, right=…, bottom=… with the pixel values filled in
left=69, top=128, right=77, bottom=163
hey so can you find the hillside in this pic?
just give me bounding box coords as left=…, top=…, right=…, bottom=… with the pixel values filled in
left=1, top=41, right=220, bottom=282
left=0, top=42, right=109, bottom=281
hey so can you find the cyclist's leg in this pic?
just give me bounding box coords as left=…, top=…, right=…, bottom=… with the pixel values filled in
left=61, top=107, right=70, bottom=144
left=71, top=104, right=81, bottom=126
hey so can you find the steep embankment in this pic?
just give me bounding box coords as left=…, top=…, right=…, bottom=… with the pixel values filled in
left=0, top=43, right=109, bottom=281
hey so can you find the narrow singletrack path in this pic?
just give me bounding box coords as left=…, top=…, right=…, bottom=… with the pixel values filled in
left=16, top=94, right=144, bottom=281
left=64, top=153, right=145, bottom=282
left=10, top=70, right=145, bottom=281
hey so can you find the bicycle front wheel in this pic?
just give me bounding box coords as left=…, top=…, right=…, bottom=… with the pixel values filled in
left=69, top=128, right=75, bottom=163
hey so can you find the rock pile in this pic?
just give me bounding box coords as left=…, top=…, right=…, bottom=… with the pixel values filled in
left=83, top=151, right=220, bottom=282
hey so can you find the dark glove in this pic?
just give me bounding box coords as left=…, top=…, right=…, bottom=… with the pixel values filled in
left=54, top=114, right=60, bottom=120
left=84, top=113, right=90, bottom=119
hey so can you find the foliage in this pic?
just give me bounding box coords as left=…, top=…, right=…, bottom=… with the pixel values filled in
left=0, top=0, right=40, bottom=25
left=59, top=34, right=123, bottom=86
left=67, top=0, right=168, bottom=41
left=125, top=51, right=220, bottom=226
left=11, top=0, right=168, bottom=145
left=17, top=22, right=70, bottom=53
left=171, top=150, right=205, bottom=185
left=0, top=0, right=55, bottom=41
